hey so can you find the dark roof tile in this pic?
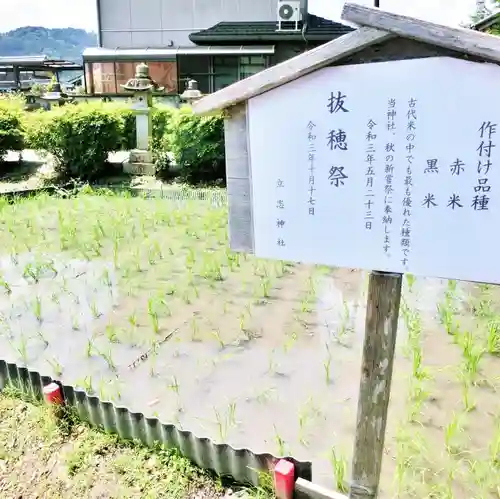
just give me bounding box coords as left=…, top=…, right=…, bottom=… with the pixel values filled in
left=190, top=14, right=354, bottom=44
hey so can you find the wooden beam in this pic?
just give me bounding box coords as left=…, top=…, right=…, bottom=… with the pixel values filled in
left=349, top=271, right=402, bottom=499
left=193, top=27, right=393, bottom=115
left=295, top=478, right=348, bottom=499
left=342, top=2, right=500, bottom=63
left=224, top=102, right=255, bottom=253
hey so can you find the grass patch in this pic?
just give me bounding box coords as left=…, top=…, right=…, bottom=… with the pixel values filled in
left=0, top=388, right=273, bottom=498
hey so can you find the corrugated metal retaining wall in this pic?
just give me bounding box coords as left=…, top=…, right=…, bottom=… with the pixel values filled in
left=0, top=360, right=312, bottom=486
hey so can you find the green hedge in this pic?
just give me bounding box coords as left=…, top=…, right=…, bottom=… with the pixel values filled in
left=1, top=98, right=225, bottom=184
left=0, top=107, right=24, bottom=163
left=26, top=103, right=125, bottom=181
left=167, top=107, right=225, bottom=184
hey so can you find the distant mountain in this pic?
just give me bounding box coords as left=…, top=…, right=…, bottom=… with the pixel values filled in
left=0, top=27, right=97, bottom=61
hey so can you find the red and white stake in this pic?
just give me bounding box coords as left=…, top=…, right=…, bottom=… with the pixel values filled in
left=274, top=459, right=295, bottom=499
left=43, top=382, right=64, bottom=406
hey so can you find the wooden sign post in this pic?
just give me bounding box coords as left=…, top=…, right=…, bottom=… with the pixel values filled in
left=350, top=271, right=402, bottom=499
left=194, top=3, right=500, bottom=497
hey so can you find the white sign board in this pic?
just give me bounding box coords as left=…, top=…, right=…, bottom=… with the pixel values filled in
left=248, top=56, right=500, bottom=283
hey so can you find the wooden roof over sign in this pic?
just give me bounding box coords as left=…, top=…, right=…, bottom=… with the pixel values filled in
left=193, top=2, right=500, bottom=115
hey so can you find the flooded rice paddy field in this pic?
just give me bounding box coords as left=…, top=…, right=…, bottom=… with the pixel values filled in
left=0, top=192, right=499, bottom=497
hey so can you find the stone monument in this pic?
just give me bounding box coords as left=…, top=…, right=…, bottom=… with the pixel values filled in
left=121, top=62, right=164, bottom=175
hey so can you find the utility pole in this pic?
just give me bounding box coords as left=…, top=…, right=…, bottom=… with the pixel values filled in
left=374, top=0, right=380, bottom=7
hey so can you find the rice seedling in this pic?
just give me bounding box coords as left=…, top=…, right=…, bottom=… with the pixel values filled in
left=105, top=324, right=119, bottom=343
left=168, top=376, right=180, bottom=395
left=147, top=297, right=160, bottom=334
left=98, top=348, right=117, bottom=371
left=202, top=255, right=224, bottom=282
left=85, top=337, right=94, bottom=357
left=149, top=345, right=158, bottom=377
left=90, top=300, right=101, bottom=319
left=227, top=401, right=237, bottom=427
left=324, top=343, right=333, bottom=385
left=306, top=274, right=316, bottom=297
left=128, top=312, right=138, bottom=328
left=486, top=320, right=500, bottom=355
left=72, top=316, right=80, bottom=331
left=186, top=247, right=196, bottom=268
left=472, top=298, right=494, bottom=319
left=255, top=387, right=276, bottom=404
left=112, top=238, right=119, bottom=269
left=109, top=378, right=122, bottom=401
left=10, top=250, right=18, bottom=266
left=283, top=330, right=298, bottom=353
left=133, top=247, right=142, bottom=272
left=411, top=347, right=430, bottom=382
left=47, top=357, right=63, bottom=377
left=261, top=277, right=272, bottom=298
left=190, top=317, right=201, bottom=341
left=77, top=376, right=94, bottom=394
left=273, top=425, right=287, bottom=456
left=98, top=379, right=108, bottom=400
left=36, top=329, right=48, bottom=347
left=458, top=330, right=484, bottom=383
left=437, top=295, right=459, bottom=336
left=22, top=262, right=42, bottom=283
left=300, top=297, right=313, bottom=314
left=275, top=260, right=287, bottom=278
left=32, top=295, right=43, bottom=323
left=461, top=381, right=476, bottom=412
left=238, top=312, right=247, bottom=334
left=407, top=379, right=430, bottom=424
left=490, top=417, right=500, bottom=466
left=70, top=291, right=80, bottom=305
left=182, top=289, right=191, bottom=304
left=268, top=350, right=278, bottom=374
left=101, top=269, right=113, bottom=288
left=13, top=335, right=29, bottom=365
left=212, top=329, right=225, bottom=349
left=444, top=413, right=464, bottom=456
left=213, top=407, right=228, bottom=442
left=0, top=276, right=12, bottom=295
left=298, top=405, right=311, bottom=447
left=329, top=447, right=348, bottom=493
left=406, top=273, right=416, bottom=291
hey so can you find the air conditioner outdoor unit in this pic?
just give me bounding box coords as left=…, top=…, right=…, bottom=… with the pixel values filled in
left=277, top=0, right=301, bottom=31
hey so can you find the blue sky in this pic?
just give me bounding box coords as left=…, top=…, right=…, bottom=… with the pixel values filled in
left=0, top=0, right=480, bottom=32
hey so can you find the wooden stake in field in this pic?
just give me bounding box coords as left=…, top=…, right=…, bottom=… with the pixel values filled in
left=194, top=3, right=500, bottom=497
left=350, top=271, right=401, bottom=499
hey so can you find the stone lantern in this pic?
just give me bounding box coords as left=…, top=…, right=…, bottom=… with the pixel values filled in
left=40, top=82, right=72, bottom=108
left=121, top=62, right=164, bottom=175
left=180, top=79, right=203, bottom=105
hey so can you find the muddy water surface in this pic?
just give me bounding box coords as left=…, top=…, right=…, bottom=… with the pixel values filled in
left=1, top=250, right=499, bottom=496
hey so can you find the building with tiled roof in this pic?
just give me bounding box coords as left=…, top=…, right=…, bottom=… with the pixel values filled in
left=84, top=0, right=353, bottom=96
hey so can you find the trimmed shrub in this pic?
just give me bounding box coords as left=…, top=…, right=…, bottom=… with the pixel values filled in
left=0, top=108, right=24, bottom=163
left=26, top=103, right=124, bottom=181
left=167, top=107, right=225, bottom=184
left=120, top=108, right=136, bottom=150
left=152, top=106, right=176, bottom=179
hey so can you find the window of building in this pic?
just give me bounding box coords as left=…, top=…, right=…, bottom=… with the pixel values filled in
left=178, top=55, right=212, bottom=94
left=239, top=55, right=267, bottom=79
left=83, top=53, right=268, bottom=96
left=0, top=69, right=14, bottom=82
left=213, top=55, right=267, bottom=91
left=213, top=56, right=239, bottom=91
